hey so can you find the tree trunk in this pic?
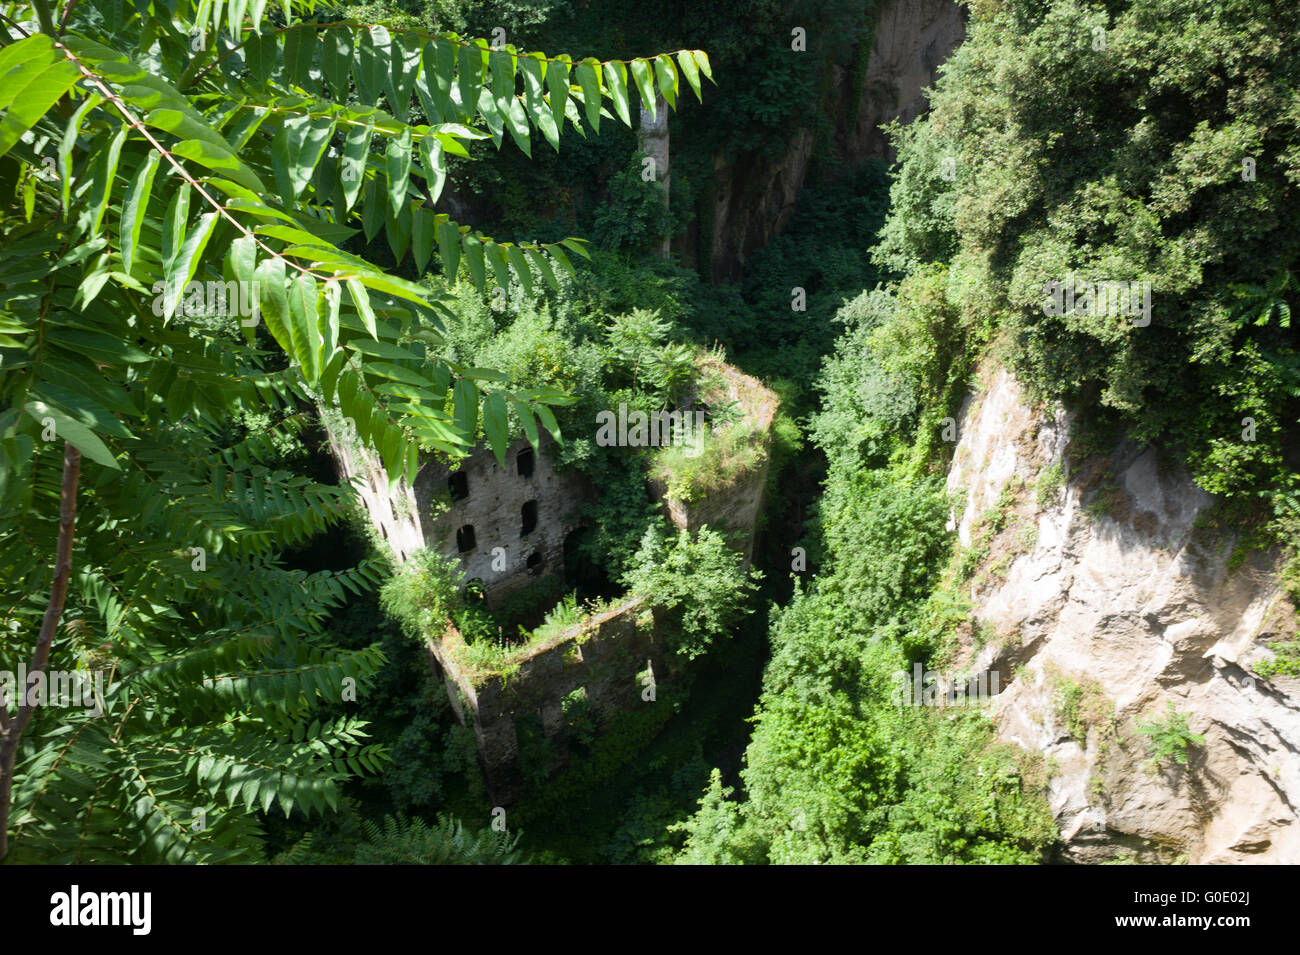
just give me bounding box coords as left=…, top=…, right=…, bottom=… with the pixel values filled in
left=0, top=441, right=81, bottom=861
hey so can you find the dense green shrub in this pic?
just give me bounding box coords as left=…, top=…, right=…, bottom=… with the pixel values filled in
left=877, top=0, right=1300, bottom=517
left=623, top=524, right=763, bottom=660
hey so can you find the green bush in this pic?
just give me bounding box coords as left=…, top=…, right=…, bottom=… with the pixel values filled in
left=622, top=524, right=762, bottom=660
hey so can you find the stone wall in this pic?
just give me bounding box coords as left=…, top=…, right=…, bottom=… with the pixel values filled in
left=327, top=422, right=591, bottom=606
left=638, top=92, right=671, bottom=258
left=325, top=420, right=426, bottom=561
left=658, top=362, right=780, bottom=565
left=427, top=596, right=667, bottom=805
left=414, top=432, right=591, bottom=609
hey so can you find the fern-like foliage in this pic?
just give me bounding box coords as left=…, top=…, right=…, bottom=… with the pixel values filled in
left=1, top=402, right=389, bottom=863
left=353, top=813, right=527, bottom=865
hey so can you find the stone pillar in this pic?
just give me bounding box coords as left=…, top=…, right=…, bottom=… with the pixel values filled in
left=638, top=92, right=670, bottom=258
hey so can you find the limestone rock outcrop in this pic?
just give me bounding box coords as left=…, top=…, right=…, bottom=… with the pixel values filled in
left=945, top=364, right=1299, bottom=864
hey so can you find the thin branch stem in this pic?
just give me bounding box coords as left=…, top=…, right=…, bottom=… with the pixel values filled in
left=0, top=441, right=81, bottom=862
left=31, top=0, right=57, bottom=34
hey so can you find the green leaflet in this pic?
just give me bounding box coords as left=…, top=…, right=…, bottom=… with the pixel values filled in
left=489, top=44, right=517, bottom=112
left=534, top=402, right=562, bottom=443
left=226, top=233, right=258, bottom=287
left=287, top=272, right=323, bottom=385
left=522, top=55, right=559, bottom=152
left=355, top=269, right=429, bottom=306
left=385, top=199, right=413, bottom=263
left=30, top=383, right=133, bottom=439
left=506, top=244, right=533, bottom=298
left=462, top=234, right=485, bottom=289
left=503, top=92, right=531, bottom=156
left=456, top=42, right=481, bottom=124
left=255, top=256, right=291, bottom=356
left=692, top=50, right=714, bottom=82
left=384, top=126, right=412, bottom=217
left=142, top=107, right=264, bottom=193
left=350, top=339, right=426, bottom=363
left=431, top=38, right=459, bottom=121
left=162, top=212, right=220, bottom=320
left=25, top=401, right=120, bottom=470
left=548, top=241, right=574, bottom=276
left=546, top=54, right=570, bottom=137
left=487, top=241, right=511, bottom=295
left=161, top=183, right=192, bottom=276
left=272, top=114, right=334, bottom=204
left=59, top=94, right=102, bottom=215
left=354, top=25, right=389, bottom=107
left=322, top=277, right=341, bottom=359
left=436, top=218, right=460, bottom=281
left=0, top=37, right=83, bottom=161
left=603, top=60, right=631, bottom=126
left=527, top=247, right=559, bottom=294
left=654, top=54, right=678, bottom=110
left=227, top=0, right=249, bottom=40
left=457, top=365, right=510, bottom=383
left=513, top=395, right=539, bottom=450
left=629, top=58, right=656, bottom=119
left=281, top=25, right=318, bottom=93
left=380, top=426, right=404, bottom=481
left=418, top=133, right=446, bottom=204
left=88, top=124, right=127, bottom=239
left=0, top=29, right=61, bottom=92
left=255, top=223, right=335, bottom=248
left=575, top=59, right=602, bottom=131
left=227, top=234, right=258, bottom=341
left=482, top=390, right=509, bottom=466
left=677, top=50, right=702, bottom=101
left=413, top=42, right=443, bottom=122
left=558, top=237, right=591, bottom=260
left=404, top=440, right=419, bottom=486
left=475, top=86, right=505, bottom=149
left=452, top=377, right=477, bottom=439
left=411, top=204, right=434, bottom=274
left=322, top=27, right=354, bottom=100
left=361, top=175, right=385, bottom=242
left=387, top=32, right=423, bottom=123
left=368, top=362, right=434, bottom=389
left=169, top=138, right=259, bottom=198
left=345, top=277, right=378, bottom=340
left=339, top=120, right=372, bottom=213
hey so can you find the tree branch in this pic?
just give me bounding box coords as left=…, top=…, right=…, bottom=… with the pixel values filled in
left=0, top=441, right=81, bottom=862
left=31, top=0, right=57, bottom=34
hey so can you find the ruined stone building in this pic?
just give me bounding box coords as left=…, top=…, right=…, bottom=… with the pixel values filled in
left=328, top=361, right=778, bottom=805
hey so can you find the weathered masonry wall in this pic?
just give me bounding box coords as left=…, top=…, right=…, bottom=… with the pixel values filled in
left=325, top=418, right=426, bottom=561
left=427, top=596, right=667, bottom=805
left=326, top=418, right=591, bottom=606
left=414, top=433, right=590, bottom=609
left=659, top=363, right=779, bottom=566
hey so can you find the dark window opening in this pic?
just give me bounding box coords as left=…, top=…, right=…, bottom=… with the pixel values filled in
left=448, top=471, right=469, bottom=501
left=521, top=500, right=538, bottom=537
left=526, top=551, right=544, bottom=575
left=517, top=447, right=535, bottom=478
left=563, top=527, right=619, bottom=603
left=456, top=524, right=477, bottom=552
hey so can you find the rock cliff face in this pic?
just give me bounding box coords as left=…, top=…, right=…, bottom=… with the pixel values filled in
left=705, top=0, right=966, bottom=280
left=945, top=363, right=1300, bottom=863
